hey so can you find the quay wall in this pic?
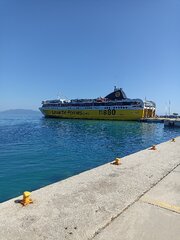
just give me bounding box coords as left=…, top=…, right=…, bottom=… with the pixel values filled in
left=164, top=119, right=180, bottom=127
left=0, top=137, right=180, bottom=240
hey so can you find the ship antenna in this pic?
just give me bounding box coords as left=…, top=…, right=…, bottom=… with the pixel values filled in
left=57, top=92, right=60, bottom=99
left=59, top=92, right=69, bottom=101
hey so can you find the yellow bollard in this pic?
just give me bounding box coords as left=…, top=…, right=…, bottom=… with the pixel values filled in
left=171, top=138, right=175, bottom=142
left=112, top=158, right=121, bottom=165
left=21, top=191, right=33, bottom=206
left=150, top=145, right=156, bottom=150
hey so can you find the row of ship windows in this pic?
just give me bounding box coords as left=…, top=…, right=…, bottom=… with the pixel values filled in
left=105, top=107, right=130, bottom=109
left=43, top=104, right=139, bottom=108
left=44, top=106, right=134, bottom=110
left=43, top=102, right=140, bottom=107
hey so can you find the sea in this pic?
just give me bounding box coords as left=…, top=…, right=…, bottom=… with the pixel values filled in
left=0, top=112, right=180, bottom=203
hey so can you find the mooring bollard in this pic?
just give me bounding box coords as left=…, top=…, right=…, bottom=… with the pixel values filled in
left=150, top=145, right=156, bottom=150
left=20, top=191, right=33, bottom=206
left=112, top=158, right=121, bottom=165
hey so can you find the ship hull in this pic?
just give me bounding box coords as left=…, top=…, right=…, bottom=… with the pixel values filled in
left=40, top=108, right=144, bottom=121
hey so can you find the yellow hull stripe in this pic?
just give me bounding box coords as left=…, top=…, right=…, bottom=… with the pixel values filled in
left=41, top=109, right=144, bottom=120
left=141, top=197, right=180, bottom=214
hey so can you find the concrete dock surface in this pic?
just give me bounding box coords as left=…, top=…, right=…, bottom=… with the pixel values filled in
left=0, top=137, right=180, bottom=240
left=94, top=165, right=180, bottom=240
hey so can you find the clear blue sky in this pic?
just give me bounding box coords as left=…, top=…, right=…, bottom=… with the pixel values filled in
left=0, top=0, right=180, bottom=114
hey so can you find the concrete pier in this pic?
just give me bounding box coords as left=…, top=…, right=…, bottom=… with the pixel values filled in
left=94, top=164, right=180, bottom=240
left=164, top=119, right=180, bottom=127
left=140, top=118, right=180, bottom=127
left=0, top=137, right=180, bottom=240
left=140, top=117, right=165, bottom=123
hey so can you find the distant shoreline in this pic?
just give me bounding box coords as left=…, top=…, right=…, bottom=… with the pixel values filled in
left=0, top=109, right=40, bottom=115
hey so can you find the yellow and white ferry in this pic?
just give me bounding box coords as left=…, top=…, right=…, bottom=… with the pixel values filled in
left=40, top=87, right=156, bottom=120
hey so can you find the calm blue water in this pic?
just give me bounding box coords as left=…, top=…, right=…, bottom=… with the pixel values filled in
left=0, top=113, right=180, bottom=203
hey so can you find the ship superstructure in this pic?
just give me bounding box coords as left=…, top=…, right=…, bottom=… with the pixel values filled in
left=40, top=87, right=156, bottom=120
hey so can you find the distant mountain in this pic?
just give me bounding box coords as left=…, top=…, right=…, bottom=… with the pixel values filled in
left=0, top=109, right=40, bottom=115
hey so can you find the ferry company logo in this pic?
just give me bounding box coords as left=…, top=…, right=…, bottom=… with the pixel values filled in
left=115, top=91, right=120, bottom=97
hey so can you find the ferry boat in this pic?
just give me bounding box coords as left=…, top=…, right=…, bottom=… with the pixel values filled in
left=40, top=87, right=156, bottom=120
